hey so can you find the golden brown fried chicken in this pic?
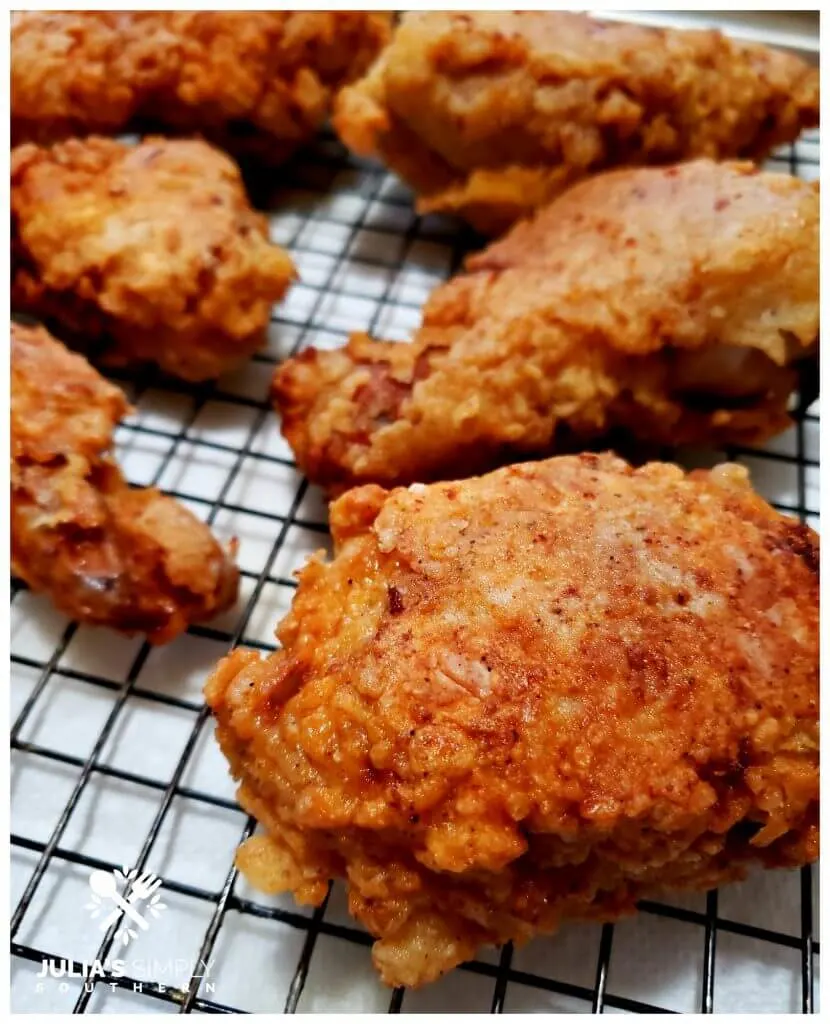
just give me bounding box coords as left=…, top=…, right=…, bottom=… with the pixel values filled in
left=12, top=136, right=296, bottom=382
left=334, top=11, right=819, bottom=234
left=273, top=160, right=818, bottom=493
left=205, top=452, right=818, bottom=987
left=11, top=322, right=239, bottom=643
left=11, top=10, right=392, bottom=163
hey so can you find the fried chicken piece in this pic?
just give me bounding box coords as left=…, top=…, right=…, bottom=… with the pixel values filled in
left=11, top=322, right=239, bottom=643
left=11, top=10, right=392, bottom=163
left=205, top=452, right=818, bottom=987
left=273, top=160, right=818, bottom=493
left=11, top=136, right=296, bottom=382
left=334, top=11, right=819, bottom=234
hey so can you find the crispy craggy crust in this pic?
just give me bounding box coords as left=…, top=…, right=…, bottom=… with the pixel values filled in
left=11, top=323, right=239, bottom=643
left=273, top=160, right=819, bottom=493
left=334, top=11, right=819, bottom=234
left=11, top=136, right=296, bottom=382
left=205, top=452, right=818, bottom=987
left=11, top=10, right=392, bottom=163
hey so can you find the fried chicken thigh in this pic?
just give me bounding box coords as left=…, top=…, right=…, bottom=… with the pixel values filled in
left=12, top=323, right=239, bottom=643
left=12, top=136, right=296, bottom=381
left=334, top=11, right=819, bottom=234
left=11, top=11, right=392, bottom=163
left=205, top=452, right=818, bottom=987
left=274, top=160, right=818, bottom=493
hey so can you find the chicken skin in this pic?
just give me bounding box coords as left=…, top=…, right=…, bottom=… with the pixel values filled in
left=11, top=323, right=239, bottom=643
left=12, top=136, right=296, bottom=382
left=334, top=10, right=819, bottom=234
left=273, top=160, right=818, bottom=493
left=11, top=10, right=392, bottom=164
left=205, top=452, right=818, bottom=987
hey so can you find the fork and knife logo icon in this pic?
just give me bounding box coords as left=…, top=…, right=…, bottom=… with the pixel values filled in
left=85, top=866, right=167, bottom=945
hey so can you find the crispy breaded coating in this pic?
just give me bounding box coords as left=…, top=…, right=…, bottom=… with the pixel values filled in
left=334, top=11, right=819, bottom=234
left=11, top=322, right=239, bottom=643
left=12, top=136, right=296, bottom=382
left=205, top=452, right=818, bottom=987
left=11, top=10, right=392, bottom=163
left=273, top=161, right=818, bottom=493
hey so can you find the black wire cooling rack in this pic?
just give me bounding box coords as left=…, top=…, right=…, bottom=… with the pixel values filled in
left=10, top=108, right=820, bottom=1019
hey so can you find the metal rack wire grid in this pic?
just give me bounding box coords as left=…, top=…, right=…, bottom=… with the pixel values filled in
left=9, top=124, right=819, bottom=1014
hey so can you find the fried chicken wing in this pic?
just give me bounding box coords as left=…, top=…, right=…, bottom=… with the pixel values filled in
left=273, top=160, right=818, bottom=493
left=11, top=10, right=392, bottom=163
left=205, top=452, right=818, bottom=987
left=12, top=136, right=296, bottom=382
left=334, top=11, right=819, bottom=234
left=11, top=322, right=239, bottom=643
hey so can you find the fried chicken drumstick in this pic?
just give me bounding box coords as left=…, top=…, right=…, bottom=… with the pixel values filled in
left=12, top=136, right=296, bottom=382
left=11, top=11, right=392, bottom=164
left=335, top=11, right=819, bottom=234
left=11, top=323, right=239, bottom=643
left=274, top=160, right=818, bottom=493
left=205, top=452, right=818, bottom=987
